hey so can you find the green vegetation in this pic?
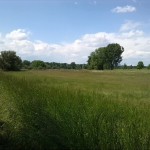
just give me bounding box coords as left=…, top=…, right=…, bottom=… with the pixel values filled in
left=0, top=51, right=22, bottom=71
left=0, top=70, right=150, bottom=149
left=22, top=60, right=31, bottom=69
left=137, top=61, right=144, bottom=69
left=31, top=60, right=46, bottom=69
left=1, top=50, right=149, bottom=70
left=87, top=43, right=124, bottom=70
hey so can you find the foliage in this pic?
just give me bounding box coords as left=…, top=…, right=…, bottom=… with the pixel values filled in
left=31, top=60, right=46, bottom=69
left=70, top=62, right=76, bottom=69
left=0, top=51, right=22, bottom=71
left=104, top=43, right=124, bottom=69
left=87, top=48, right=105, bottom=70
left=137, top=61, right=144, bottom=69
left=87, top=43, right=124, bottom=70
left=22, top=60, right=31, bottom=69
left=31, top=62, right=87, bottom=70
left=21, top=60, right=87, bottom=70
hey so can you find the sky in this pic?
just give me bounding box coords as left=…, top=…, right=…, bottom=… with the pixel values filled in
left=0, top=0, right=150, bottom=65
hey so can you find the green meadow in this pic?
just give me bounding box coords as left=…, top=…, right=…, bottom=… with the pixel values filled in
left=0, top=70, right=150, bottom=149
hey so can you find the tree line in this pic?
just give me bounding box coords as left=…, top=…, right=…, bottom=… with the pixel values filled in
left=23, top=60, right=87, bottom=70
left=0, top=51, right=87, bottom=71
left=0, top=43, right=150, bottom=71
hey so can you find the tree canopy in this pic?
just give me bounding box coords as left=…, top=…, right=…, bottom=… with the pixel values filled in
left=87, top=43, right=124, bottom=70
left=22, top=60, right=31, bottom=69
left=0, top=51, right=22, bottom=71
left=31, top=60, right=46, bottom=69
left=137, top=61, right=144, bottom=69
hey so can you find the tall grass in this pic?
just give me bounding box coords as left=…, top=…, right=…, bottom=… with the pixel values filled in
left=0, top=70, right=150, bottom=149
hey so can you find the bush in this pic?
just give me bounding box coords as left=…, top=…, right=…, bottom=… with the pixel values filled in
left=0, top=51, right=22, bottom=71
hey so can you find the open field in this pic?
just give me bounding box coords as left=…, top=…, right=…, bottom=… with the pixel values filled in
left=0, top=70, right=150, bottom=149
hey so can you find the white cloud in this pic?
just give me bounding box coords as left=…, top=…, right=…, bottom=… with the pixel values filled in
left=112, top=5, right=136, bottom=13
left=1, top=22, right=150, bottom=65
left=120, top=21, right=141, bottom=32
left=6, top=29, right=30, bottom=41
left=121, top=30, right=144, bottom=38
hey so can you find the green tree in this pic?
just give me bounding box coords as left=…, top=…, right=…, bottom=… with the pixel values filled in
left=87, top=43, right=124, bottom=70
left=0, top=51, right=22, bottom=71
left=87, top=48, right=106, bottom=70
left=22, top=60, right=31, bottom=69
left=137, top=61, right=144, bottom=69
left=104, top=43, right=124, bottom=69
left=70, top=62, right=76, bottom=69
left=31, top=60, right=46, bottom=69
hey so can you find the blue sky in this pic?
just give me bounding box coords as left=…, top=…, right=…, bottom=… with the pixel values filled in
left=0, top=0, right=150, bottom=65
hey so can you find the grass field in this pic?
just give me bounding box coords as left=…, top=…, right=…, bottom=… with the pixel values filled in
left=0, top=70, right=150, bottom=149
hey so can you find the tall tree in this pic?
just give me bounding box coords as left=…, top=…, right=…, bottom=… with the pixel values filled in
left=0, top=51, right=22, bottom=71
left=104, top=43, right=124, bottom=69
left=137, top=61, right=144, bottom=69
left=88, top=48, right=106, bottom=70
left=87, top=43, right=124, bottom=70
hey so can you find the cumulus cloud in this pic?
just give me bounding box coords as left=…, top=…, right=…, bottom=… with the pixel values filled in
left=112, top=5, right=136, bottom=13
left=0, top=22, right=150, bottom=65
left=6, top=29, right=30, bottom=41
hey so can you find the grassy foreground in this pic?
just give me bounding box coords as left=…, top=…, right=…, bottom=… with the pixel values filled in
left=0, top=70, right=150, bottom=149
